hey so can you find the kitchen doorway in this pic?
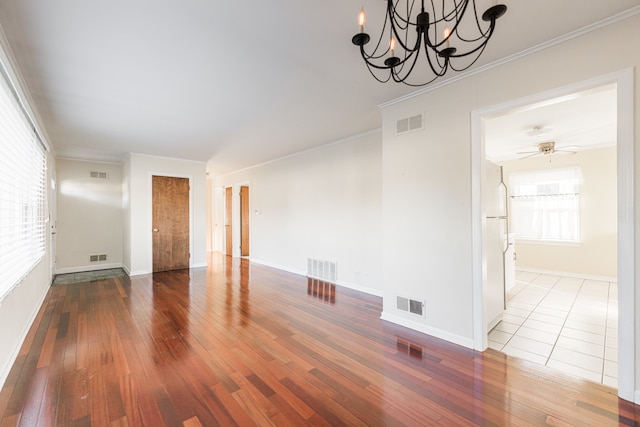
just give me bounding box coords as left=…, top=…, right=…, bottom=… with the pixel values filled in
left=471, top=71, right=635, bottom=401
left=483, top=85, right=618, bottom=386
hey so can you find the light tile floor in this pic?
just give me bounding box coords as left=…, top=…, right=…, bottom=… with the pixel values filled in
left=488, top=270, right=618, bottom=388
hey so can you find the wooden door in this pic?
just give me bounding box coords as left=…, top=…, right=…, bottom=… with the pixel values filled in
left=225, top=187, right=232, bottom=256
left=152, top=176, right=190, bottom=272
left=240, top=185, right=250, bottom=256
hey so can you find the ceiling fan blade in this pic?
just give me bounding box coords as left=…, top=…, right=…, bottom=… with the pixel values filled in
left=556, top=144, right=580, bottom=150
left=518, top=152, right=541, bottom=160
left=515, top=150, right=538, bottom=155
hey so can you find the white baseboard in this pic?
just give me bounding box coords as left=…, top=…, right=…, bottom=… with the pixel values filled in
left=55, top=263, right=123, bottom=275
left=250, top=258, right=383, bottom=297
left=336, top=279, right=383, bottom=297
left=128, top=269, right=151, bottom=276
left=0, top=278, right=50, bottom=391
left=249, top=258, right=306, bottom=277
left=190, top=262, right=208, bottom=269
left=516, top=266, right=617, bottom=283
left=380, top=311, right=475, bottom=349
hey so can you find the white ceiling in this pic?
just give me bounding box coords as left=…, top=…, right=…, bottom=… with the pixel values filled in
left=0, top=1, right=637, bottom=174
left=485, top=84, right=618, bottom=163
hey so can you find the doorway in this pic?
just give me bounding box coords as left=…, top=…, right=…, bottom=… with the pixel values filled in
left=484, top=86, right=618, bottom=385
left=223, top=184, right=251, bottom=258
left=225, top=187, right=232, bottom=256
left=50, top=172, right=57, bottom=275
left=240, top=185, right=250, bottom=257
left=471, top=70, right=635, bottom=401
left=152, top=175, right=190, bottom=272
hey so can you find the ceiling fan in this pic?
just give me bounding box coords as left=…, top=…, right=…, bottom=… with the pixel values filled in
left=517, top=141, right=579, bottom=159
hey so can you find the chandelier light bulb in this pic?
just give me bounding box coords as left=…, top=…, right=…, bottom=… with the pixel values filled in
left=358, top=7, right=366, bottom=32
left=389, top=37, right=397, bottom=56
left=443, top=27, right=451, bottom=48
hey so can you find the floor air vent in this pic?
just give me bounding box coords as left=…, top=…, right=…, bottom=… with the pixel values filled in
left=397, top=296, right=425, bottom=317
left=90, top=254, right=108, bottom=262
left=307, top=258, right=337, bottom=283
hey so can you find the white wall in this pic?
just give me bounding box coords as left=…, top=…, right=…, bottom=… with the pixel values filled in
left=213, top=131, right=383, bottom=296
left=500, top=147, right=617, bottom=278
left=124, top=153, right=207, bottom=275
left=55, top=158, right=124, bottom=273
left=380, top=13, right=639, bottom=390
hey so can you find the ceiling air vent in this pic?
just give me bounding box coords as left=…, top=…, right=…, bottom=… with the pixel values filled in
left=396, top=113, right=424, bottom=135
left=90, top=171, right=109, bottom=180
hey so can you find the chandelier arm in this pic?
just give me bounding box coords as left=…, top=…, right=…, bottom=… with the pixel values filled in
left=361, top=12, right=394, bottom=61
left=400, top=74, right=442, bottom=87
left=453, top=27, right=492, bottom=44
left=392, top=43, right=424, bottom=81
left=430, top=0, right=468, bottom=24
left=388, top=35, right=422, bottom=77
left=421, top=0, right=469, bottom=50
left=448, top=42, right=488, bottom=71
left=454, top=7, right=496, bottom=43
left=389, top=0, right=415, bottom=29
left=386, top=2, right=417, bottom=57
left=395, top=43, right=447, bottom=86
left=435, top=0, right=469, bottom=44
left=424, top=43, right=449, bottom=76
left=364, top=62, right=393, bottom=83
left=446, top=21, right=495, bottom=58
left=391, top=20, right=422, bottom=54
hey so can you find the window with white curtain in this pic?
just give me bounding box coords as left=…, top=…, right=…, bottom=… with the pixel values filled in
left=0, top=64, right=47, bottom=300
left=509, top=167, right=582, bottom=243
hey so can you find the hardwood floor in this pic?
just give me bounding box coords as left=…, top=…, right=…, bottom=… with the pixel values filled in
left=1, top=254, right=639, bottom=426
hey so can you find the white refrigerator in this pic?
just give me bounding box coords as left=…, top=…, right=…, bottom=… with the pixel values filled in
left=484, top=160, right=515, bottom=330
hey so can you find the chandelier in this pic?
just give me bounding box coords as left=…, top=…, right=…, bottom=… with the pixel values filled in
left=351, top=0, right=507, bottom=86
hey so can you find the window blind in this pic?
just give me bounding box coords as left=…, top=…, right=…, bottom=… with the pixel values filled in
left=0, top=64, right=47, bottom=300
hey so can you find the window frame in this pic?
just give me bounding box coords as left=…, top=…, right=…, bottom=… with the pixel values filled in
left=508, top=167, right=582, bottom=244
left=0, top=62, right=47, bottom=301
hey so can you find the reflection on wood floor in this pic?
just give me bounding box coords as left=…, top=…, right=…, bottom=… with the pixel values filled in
left=1, top=252, right=639, bottom=426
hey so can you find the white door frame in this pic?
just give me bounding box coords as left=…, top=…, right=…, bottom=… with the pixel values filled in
left=471, top=68, right=635, bottom=402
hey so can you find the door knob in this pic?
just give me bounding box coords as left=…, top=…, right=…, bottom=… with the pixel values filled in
left=153, top=228, right=159, bottom=232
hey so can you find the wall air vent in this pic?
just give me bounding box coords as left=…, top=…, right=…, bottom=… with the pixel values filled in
left=306, top=258, right=337, bottom=284
left=396, top=296, right=425, bottom=317
left=90, top=171, right=109, bottom=179
left=396, top=113, right=424, bottom=135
